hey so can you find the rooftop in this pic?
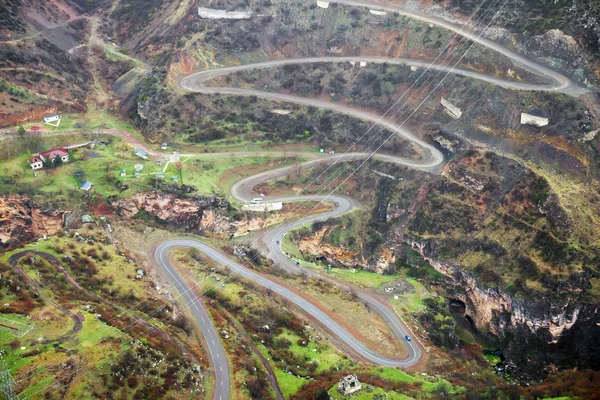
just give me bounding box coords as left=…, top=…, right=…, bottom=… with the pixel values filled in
left=40, top=147, right=68, bottom=158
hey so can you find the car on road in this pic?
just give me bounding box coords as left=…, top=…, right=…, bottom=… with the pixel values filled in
left=405, top=335, right=412, bottom=341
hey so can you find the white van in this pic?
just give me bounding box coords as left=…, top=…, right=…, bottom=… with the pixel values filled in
left=251, top=198, right=264, bottom=204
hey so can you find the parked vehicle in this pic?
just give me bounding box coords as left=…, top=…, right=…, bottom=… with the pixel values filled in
left=251, top=198, right=264, bottom=204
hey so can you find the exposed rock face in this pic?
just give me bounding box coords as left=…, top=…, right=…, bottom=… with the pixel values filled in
left=112, top=193, right=230, bottom=233
left=524, top=30, right=587, bottom=82
left=406, top=237, right=600, bottom=378
left=0, top=195, right=67, bottom=249
left=0, top=106, right=60, bottom=128
left=294, top=225, right=398, bottom=273
left=372, top=247, right=396, bottom=275
left=296, top=227, right=366, bottom=269
left=112, top=192, right=326, bottom=237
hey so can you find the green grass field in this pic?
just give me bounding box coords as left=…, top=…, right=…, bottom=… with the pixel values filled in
left=0, top=134, right=177, bottom=204
left=16, top=111, right=140, bottom=136
left=275, top=369, right=308, bottom=398
left=328, top=385, right=413, bottom=400
left=181, top=155, right=305, bottom=196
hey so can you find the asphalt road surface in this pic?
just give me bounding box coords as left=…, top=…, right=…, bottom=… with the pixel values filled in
left=181, top=55, right=584, bottom=96
left=156, top=2, right=588, bottom=398
left=328, top=0, right=586, bottom=97
left=154, top=238, right=422, bottom=383
left=154, top=242, right=231, bottom=400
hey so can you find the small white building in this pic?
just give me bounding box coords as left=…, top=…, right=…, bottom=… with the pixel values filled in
left=43, top=114, right=61, bottom=127
left=441, top=97, right=463, bottom=119
left=369, top=9, right=387, bottom=16
left=134, top=148, right=148, bottom=159
left=80, top=181, right=93, bottom=191
left=521, top=112, right=549, bottom=127
left=198, top=7, right=254, bottom=19
left=29, top=156, right=43, bottom=170
left=160, top=143, right=168, bottom=150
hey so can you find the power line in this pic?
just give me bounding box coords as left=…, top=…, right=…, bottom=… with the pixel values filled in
left=17, top=0, right=513, bottom=397
left=0, top=361, right=19, bottom=400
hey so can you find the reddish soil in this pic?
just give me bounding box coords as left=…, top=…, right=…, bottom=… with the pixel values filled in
left=91, top=203, right=113, bottom=216
left=0, top=106, right=60, bottom=128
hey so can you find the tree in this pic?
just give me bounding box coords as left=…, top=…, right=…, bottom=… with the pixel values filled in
left=53, top=154, right=63, bottom=167
left=42, top=157, right=53, bottom=169
left=17, top=125, right=26, bottom=139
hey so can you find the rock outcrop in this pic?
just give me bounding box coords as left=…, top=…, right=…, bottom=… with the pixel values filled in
left=112, top=193, right=230, bottom=233
left=296, top=227, right=366, bottom=268
left=524, top=29, right=588, bottom=83
left=112, top=192, right=328, bottom=237
left=0, top=195, right=68, bottom=249
left=405, top=237, right=600, bottom=378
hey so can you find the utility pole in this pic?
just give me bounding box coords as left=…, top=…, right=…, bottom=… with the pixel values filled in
left=0, top=360, right=19, bottom=400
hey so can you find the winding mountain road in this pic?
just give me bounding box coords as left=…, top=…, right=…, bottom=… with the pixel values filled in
left=181, top=55, right=583, bottom=96
left=0, top=1, right=588, bottom=399
left=153, top=2, right=585, bottom=400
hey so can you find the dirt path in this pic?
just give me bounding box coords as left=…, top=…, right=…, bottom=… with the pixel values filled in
left=8, top=250, right=200, bottom=362
left=220, top=308, right=285, bottom=400
left=8, top=251, right=83, bottom=341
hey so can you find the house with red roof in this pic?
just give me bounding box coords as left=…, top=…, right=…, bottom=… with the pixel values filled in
left=29, top=147, right=69, bottom=170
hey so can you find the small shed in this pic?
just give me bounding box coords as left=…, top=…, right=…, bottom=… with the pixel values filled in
left=155, top=171, right=165, bottom=179
left=120, top=168, right=126, bottom=177
left=160, top=143, right=168, bottom=150
left=80, top=181, right=93, bottom=191
left=43, top=114, right=61, bottom=126
left=172, top=175, right=179, bottom=182
left=134, top=148, right=148, bottom=159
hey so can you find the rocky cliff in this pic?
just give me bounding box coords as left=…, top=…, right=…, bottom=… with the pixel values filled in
left=405, top=237, right=600, bottom=379
left=112, top=192, right=231, bottom=233
left=112, top=192, right=329, bottom=237
left=0, top=195, right=68, bottom=249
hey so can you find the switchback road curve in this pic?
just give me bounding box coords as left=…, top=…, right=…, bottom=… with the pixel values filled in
left=181, top=56, right=584, bottom=96
left=159, top=2, right=587, bottom=399
left=154, top=238, right=421, bottom=397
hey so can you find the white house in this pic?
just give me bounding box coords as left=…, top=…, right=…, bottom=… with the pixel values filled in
left=43, top=114, right=61, bottom=127
left=29, top=147, right=69, bottom=169
left=29, top=156, right=44, bottom=170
